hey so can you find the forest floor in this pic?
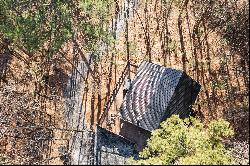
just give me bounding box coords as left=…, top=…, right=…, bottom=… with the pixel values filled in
left=0, top=0, right=249, bottom=165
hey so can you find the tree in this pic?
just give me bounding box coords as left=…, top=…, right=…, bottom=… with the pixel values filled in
left=127, top=115, right=236, bottom=165
left=0, top=0, right=114, bottom=56
left=0, top=0, right=115, bottom=96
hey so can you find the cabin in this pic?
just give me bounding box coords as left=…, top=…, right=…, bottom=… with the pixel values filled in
left=93, top=61, right=201, bottom=164
left=118, top=61, right=201, bottom=150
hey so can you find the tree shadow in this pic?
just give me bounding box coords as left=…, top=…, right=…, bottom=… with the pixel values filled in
left=0, top=86, right=54, bottom=164
left=47, top=67, right=70, bottom=97
left=223, top=106, right=249, bottom=142
left=0, top=41, right=12, bottom=84
left=204, top=1, right=249, bottom=86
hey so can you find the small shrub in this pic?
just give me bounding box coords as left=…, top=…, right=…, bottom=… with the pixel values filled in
left=127, top=115, right=236, bottom=165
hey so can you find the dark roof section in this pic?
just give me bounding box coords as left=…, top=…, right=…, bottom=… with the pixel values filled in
left=95, top=126, right=139, bottom=165
left=120, top=61, right=201, bottom=131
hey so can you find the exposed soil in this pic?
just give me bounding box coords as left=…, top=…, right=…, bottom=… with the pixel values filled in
left=0, top=0, right=249, bottom=164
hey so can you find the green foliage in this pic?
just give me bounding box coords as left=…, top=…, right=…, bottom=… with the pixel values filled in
left=0, top=0, right=72, bottom=54
left=79, top=0, right=110, bottom=20
left=243, top=96, right=249, bottom=109
left=127, top=115, right=236, bottom=165
left=125, top=41, right=137, bottom=56
left=0, top=0, right=114, bottom=56
left=167, top=40, right=177, bottom=52
left=0, top=154, right=12, bottom=165
left=211, top=80, right=226, bottom=90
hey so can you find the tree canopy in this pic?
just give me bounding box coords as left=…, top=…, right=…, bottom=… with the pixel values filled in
left=127, top=115, right=237, bottom=165
left=0, top=0, right=114, bottom=56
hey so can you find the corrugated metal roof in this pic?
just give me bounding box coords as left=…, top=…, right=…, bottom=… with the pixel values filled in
left=120, top=61, right=201, bottom=131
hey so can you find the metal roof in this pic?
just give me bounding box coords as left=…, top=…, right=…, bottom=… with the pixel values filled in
left=120, top=61, right=201, bottom=131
